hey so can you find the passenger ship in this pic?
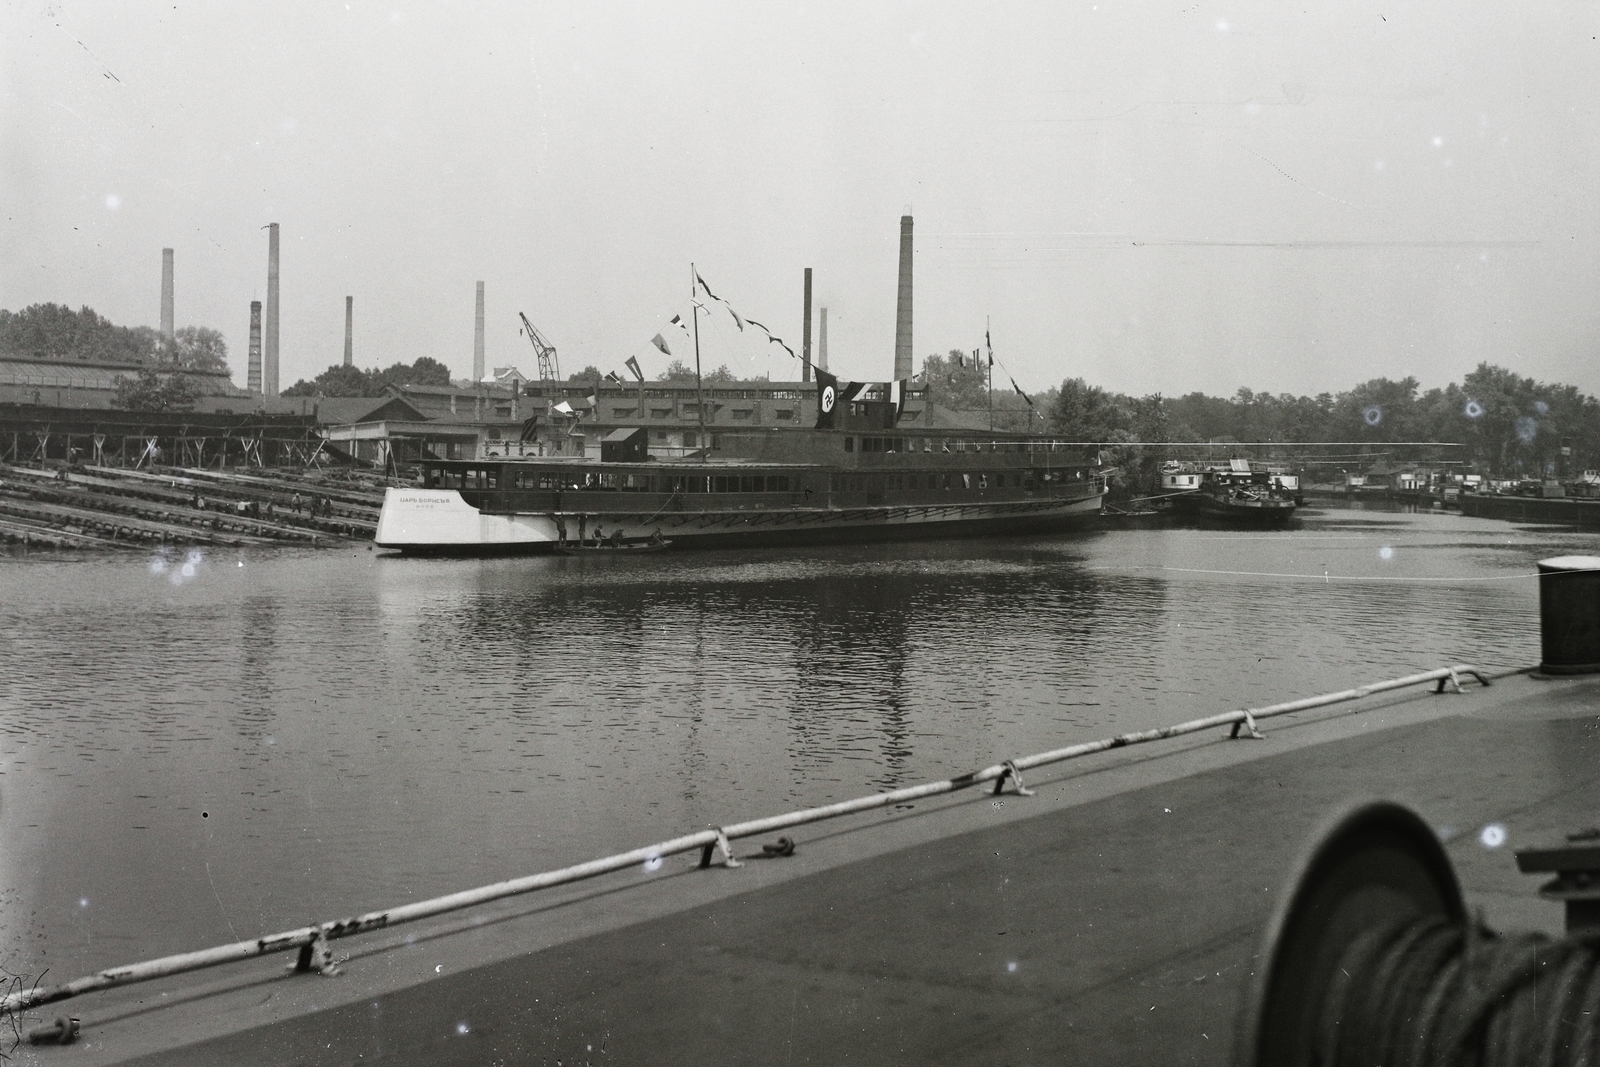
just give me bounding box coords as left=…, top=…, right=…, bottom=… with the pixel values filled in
left=375, top=424, right=1107, bottom=554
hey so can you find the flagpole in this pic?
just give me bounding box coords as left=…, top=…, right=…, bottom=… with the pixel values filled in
left=692, top=263, right=706, bottom=454
left=986, top=317, right=994, bottom=434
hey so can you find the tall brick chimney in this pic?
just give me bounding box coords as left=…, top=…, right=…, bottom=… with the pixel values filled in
left=894, top=215, right=913, bottom=380
left=264, top=223, right=280, bottom=397
left=160, top=248, right=174, bottom=341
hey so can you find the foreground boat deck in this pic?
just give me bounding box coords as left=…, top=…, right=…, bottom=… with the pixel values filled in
left=17, top=670, right=1599, bottom=1065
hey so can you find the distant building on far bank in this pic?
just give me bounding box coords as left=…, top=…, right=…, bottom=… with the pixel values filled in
left=0, top=352, right=248, bottom=412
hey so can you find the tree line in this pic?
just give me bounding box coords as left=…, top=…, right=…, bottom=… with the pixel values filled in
left=918, top=349, right=1600, bottom=480
left=1041, top=364, right=1600, bottom=482
left=282, top=358, right=453, bottom=397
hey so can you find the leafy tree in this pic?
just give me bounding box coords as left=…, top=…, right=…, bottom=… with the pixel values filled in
left=1328, top=377, right=1426, bottom=443
left=1048, top=378, right=1133, bottom=442
left=283, top=356, right=453, bottom=397
left=167, top=326, right=229, bottom=374
left=568, top=365, right=604, bottom=382
left=283, top=364, right=371, bottom=397
left=653, top=360, right=739, bottom=382
left=372, top=356, right=452, bottom=390
left=0, top=304, right=239, bottom=377
left=112, top=365, right=202, bottom=411
left=920, top=349, right=989, bottom=410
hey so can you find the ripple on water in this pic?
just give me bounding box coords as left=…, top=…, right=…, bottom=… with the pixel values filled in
left=0, top=508, right=1592, bottom=974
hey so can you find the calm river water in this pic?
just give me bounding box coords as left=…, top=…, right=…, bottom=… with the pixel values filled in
left=2, top=502, right=1595, bottom=982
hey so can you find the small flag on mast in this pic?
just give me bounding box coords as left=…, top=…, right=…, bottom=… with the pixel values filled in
left=625, top=356, right=645, bottom=381
left=1010, top=376, right=1033, bottom=406
left=650, top=334, right=672, bottom=356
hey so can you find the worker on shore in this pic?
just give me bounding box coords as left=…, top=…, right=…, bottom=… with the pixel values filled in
left=292, top=492, right=302, bottom=515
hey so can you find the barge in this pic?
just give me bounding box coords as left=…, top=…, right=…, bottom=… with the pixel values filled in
left=1460, top=487, right=1600, bottom=528
left=1158, top=459, right=1299, bottom=524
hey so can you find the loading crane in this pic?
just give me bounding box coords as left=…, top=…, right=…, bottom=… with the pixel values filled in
left=518, top=312, right=561, bottom=382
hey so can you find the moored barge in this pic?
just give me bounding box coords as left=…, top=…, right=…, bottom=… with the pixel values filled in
left=1159, top=459, right=1299, bottom=524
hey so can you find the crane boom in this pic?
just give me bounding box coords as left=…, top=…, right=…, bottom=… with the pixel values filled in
left=518, top=312, right=561, bottom=382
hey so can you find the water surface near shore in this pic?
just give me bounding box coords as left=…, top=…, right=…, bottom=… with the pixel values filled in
left=2, top=503, right=1593, bottom=980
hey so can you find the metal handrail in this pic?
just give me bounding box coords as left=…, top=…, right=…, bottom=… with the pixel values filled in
left=1, top=664, right=1490, bottom=1016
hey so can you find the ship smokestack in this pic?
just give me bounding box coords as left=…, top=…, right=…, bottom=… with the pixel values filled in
left=473, top=281, right=485, bottom=383
left=160, top=248, right=174, bottom=341
left=802, top=268, right=813, bottom=383
left=264, top=223, right=280, bottom=397
left=248, top=301, right=262, bottom=394
left=893, top=215, right=913, bottom=381
left=819, top=306, right=829, bottom=371
left=343, top=296, right=354, bottom=366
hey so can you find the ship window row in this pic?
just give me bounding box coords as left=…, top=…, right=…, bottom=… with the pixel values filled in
left=428, top=467, right=1074, bottom=493
left=830, top=472, right=1023, bottom=492
left=426, top=468, right=795, bottom=493
left=845, top=438, right=1097, bottom=455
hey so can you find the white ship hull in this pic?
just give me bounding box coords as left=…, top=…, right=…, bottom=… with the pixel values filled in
left=376, top=487, right=1105, bottom=554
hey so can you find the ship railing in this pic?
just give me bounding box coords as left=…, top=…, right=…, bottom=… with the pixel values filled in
left=0, top=664, right=1493, bottom=1018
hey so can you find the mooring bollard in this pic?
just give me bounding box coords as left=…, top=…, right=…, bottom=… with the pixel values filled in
left=1536, top=555, right=1600, bottom=674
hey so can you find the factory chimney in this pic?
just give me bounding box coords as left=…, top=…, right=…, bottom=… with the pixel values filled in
left=343, top=296, right=354, bottom=366
left=264, top=223, right=280, bottom=397
left=819, top=306, right=829, bottom=371
left=248, top=302, right=262, bottom=395
left=160, top=248, right=175, bottom=341
left=801, top=268, right=813, bottom=383
left=473, top=281, right=486, bottom=383
left=893, top=215, right=913, bottom=381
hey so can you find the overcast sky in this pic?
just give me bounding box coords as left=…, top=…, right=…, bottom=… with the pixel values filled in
left=5, top=1, right=1598, bottom=398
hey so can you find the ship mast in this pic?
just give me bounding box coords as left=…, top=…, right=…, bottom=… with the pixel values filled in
left=692, top=263, right=706, bottom=454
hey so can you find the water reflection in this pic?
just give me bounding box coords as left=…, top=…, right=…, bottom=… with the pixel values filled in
left=0, top=508, right=1594, bottom=976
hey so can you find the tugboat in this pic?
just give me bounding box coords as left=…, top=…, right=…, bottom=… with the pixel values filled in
left=1161, top=459, right=1298, bottom=524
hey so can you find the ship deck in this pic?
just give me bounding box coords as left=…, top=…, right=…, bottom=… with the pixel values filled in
left=16, top=668, right=1599, bottom=1065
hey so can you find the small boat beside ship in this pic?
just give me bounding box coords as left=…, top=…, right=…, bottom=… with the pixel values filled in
left=553, top=535, right=672, bottom=555
left=1157, top=459, right=1299, bottom=524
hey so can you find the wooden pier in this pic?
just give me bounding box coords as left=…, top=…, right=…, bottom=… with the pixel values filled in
left=0, top=464, right=383, bottom=550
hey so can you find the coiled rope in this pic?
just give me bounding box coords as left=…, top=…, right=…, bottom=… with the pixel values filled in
left=1318, top=915, right=1600, bottom=1066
